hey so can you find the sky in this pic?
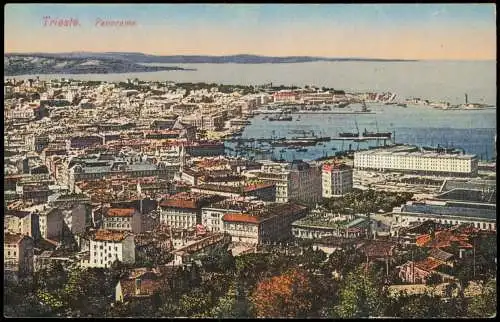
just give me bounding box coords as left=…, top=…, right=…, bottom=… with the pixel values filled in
left=4, top=3, right=497, bottom=60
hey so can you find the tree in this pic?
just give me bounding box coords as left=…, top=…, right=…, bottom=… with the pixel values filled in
left=334, top=266, right=385, bottom=318
left=396, top=292, right=444, bottom=318
left=36, top=261, right=67, bottom=292
left=177, top=287, right=213, bottom=317
left=297, top=246, right=326, bottom=271
left=250, top=269, right=314, bottom=318
left=467, top=279, right=497, bottom=317
left=61, top=268, right=111, bottom=316
left=210, top=284, right=241, bottom=318
left=425, top=272, right=441, bottom=286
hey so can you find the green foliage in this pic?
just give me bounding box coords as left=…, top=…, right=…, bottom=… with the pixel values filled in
left=324, top=246, right=365, bottom=278
left=210, top=286, right=239, bottom=318
left=177, top=287, right=213, bottom=317
left=35, top=261, right=67, bottom=292
left=323, top=189, right=413, bottom=214
left=425, top=272, right=442, bottom=286
left=201, top=243, right=236, bottom=273
left=396, top=292, right=444, bottom=318
left=467, top=279, right=497, bottom=317
left=334, top=266, right=385, bottom=318
left=297, top=246, right=327, bottom=271
left=61, top=267, right=112, bottom=316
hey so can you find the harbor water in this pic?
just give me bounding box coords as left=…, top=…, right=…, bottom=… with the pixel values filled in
left=225, top=103, right=496, bottom=161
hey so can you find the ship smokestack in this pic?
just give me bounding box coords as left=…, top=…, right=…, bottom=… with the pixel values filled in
left=465, top=93, right=468, bottom=104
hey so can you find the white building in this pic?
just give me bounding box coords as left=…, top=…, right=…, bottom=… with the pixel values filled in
left=102, top=208, right=142, bottom=234
left=322, top=162, right=353, bottom=197
left=254, top=160, right=322, bottom=204
left=159, top=193, right=223, bottom=229
left=222, top=203, right=308, bottom=245
left=354, top=147, right=478, bottom=177
left=201, top=199, right=265, bottom=233
left=84, top=230, right=135, bottom=268
left=392, top=200, right=496, bottom=233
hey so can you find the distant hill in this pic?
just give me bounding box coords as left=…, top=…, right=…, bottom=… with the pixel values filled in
left=5, top=52, right=418, bottom=65
left=4, top=54, right=193, bottom=76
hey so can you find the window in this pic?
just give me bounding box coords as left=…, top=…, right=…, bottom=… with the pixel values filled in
left=8, top=251, right=10, bottom=256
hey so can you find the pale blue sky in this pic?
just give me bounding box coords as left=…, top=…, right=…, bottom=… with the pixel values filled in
left=4, top=4, right=497, bottom=59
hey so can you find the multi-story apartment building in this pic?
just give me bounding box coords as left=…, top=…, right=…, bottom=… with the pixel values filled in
left=4, top=209, right=41, bottom=241
left=354, top=146, right=478, bottom=177
left=254, top=160, right=322, bottom=204
left=102, top=208, right=142, bottom=234
left=222, top=202, right=308, bottom=244
left=4, top=233, right=34, bottom=280
left=159, top=193, right=225, bottom=229
left=322, top=162, right=353, bottom=198
left=201, top=199, right=266, bottom=233
left=83, top=230, right=135, bottom=268
left=67, top=155, right=179, bottom=189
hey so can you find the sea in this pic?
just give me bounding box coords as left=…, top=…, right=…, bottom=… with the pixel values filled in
left=11, top=60, right=496, bottom=161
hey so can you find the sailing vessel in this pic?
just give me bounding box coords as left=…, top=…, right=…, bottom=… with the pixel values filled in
left=361, top=100, right=371, bottom=112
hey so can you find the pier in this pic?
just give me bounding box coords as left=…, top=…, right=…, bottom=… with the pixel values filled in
left=225, top=136, right=392, bottom=144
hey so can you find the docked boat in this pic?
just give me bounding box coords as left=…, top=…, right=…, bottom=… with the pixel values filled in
left=397, top=103, right=407, bottom=108
left=271, top=139, right=317, bottom=147
left=339, top=132, right=359, bottom=138
left=362, top=128, right=392, bottom=138
left=339, top=120, right=360, bottom=137
left=296, top=147, right=308, bottom=152
left=332, top=102, right=350, bottom=108
left=269, top=114, right=293, bottom=121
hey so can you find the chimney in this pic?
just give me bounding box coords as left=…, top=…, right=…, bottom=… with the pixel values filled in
left=135, top=278, right=141, bottom=295
left=465, top=93, right=468, bottom=104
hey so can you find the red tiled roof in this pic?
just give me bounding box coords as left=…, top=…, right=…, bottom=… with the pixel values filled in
left=417, top=229, right=474, bottom=249
left=414, top=257, right=443, bottom=272
left=160, top=199, right=198, bottom=209
left=94, top=229, right=128, bottom=242
left=159, top=192, right=222, bottom=209
left=222, top=213, right=260, bottom=224
left=107, top=208, right=136, bottom=217
left=119, top=278, right=163, bottom=299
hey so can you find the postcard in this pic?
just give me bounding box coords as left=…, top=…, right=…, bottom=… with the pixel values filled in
left=3, top=3, right=496, bottom=319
